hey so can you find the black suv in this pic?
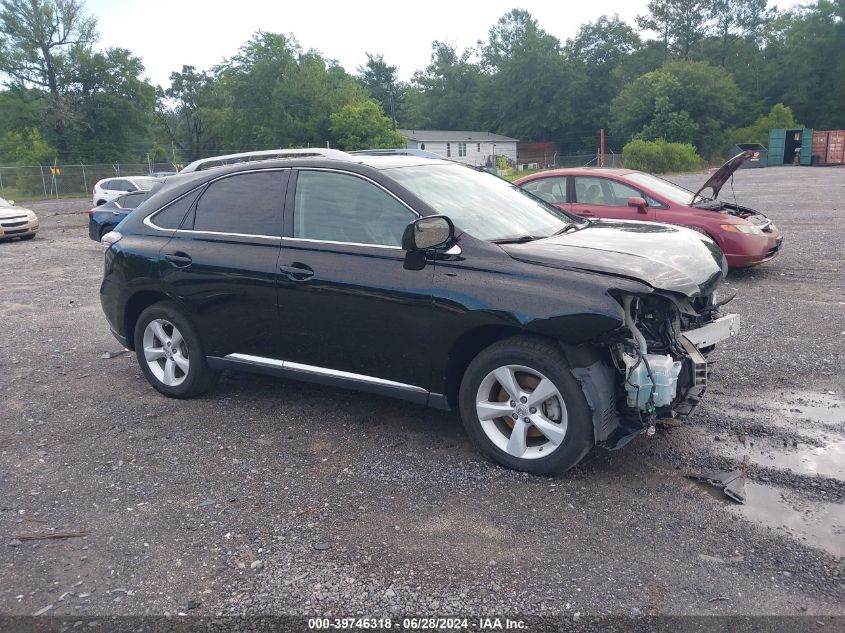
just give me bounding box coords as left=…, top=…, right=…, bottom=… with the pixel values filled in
left=100, top=152, right=739, bottom=474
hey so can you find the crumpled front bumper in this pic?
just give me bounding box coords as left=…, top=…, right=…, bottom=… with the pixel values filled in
left=674, top=313, right=740, bottom=417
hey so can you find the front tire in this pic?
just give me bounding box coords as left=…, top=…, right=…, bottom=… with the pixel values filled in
left=134, top=301, right=219, bottom=398
left=19, top=234, right=36, bottom=241
left=459, top=336, right=594, bottom=474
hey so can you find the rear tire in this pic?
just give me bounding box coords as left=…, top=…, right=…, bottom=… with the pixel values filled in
left=134, top=301, right=220, bottom=398
left=458, top=336, right=594, bottom=474
left=99, top=225, right=113, bottom=240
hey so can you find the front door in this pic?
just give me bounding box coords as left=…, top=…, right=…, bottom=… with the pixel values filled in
left=274, top=169, right=435, bottom=392
left=570, top=176, right=656, bottom=221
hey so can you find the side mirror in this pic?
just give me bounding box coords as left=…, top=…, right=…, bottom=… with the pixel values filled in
left=627, top=197, right=648, bottom=213
left=402, top=215, right=454, bottom=251
left=402, top=215, right=455, bottom=271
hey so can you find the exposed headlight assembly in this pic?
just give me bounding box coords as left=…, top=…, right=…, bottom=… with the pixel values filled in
left=720, top=223, right=763, bottom=235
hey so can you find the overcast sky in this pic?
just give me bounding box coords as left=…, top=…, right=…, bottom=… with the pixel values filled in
left=86, top=0, right=794, bottom=88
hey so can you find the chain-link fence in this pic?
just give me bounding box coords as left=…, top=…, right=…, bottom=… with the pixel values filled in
left=515, top=152, right=624, bottom=171
left=0, top=162, right=177, bottom=200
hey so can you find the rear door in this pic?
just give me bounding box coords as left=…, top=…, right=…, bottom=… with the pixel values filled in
left=158, top=169, right=288, bottom=358
left=570, top=176, right=655, bottom=221
left=273, top=168, right=434, bottom=393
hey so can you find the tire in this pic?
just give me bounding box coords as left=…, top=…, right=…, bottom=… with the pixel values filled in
left=19, top=234, right=36, bottom=241
left=96, top=200, right=106, bottom=206
left=99, top=224, right=113, bottom=240
left=458, top=336, right=594, bottom=474
left=133, top=301, right=220, bottom=398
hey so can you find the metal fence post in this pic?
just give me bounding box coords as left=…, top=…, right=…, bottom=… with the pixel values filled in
left=81, top=163, right=88, bottom=194
left=0, top=168, right=4, bottom=194
left=39, top=165, right=48, bottom=198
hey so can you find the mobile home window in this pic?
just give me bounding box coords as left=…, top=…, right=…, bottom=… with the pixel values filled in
left=446, top=143, right=451, bottom=157
left=458, top=143, right=467, bottom=157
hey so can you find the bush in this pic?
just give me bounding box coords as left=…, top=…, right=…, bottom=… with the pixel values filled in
left=622, top=139, right=705, bottom=173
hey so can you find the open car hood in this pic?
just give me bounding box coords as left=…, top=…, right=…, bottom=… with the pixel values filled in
left=691, top=150, right=753, bottom=202
left=499, top=220, right=726, bottom=298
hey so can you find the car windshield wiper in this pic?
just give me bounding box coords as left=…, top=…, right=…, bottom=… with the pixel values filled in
left=548, top=222, right=578, bottom=237
left=491, top=234, right=537, bottom=244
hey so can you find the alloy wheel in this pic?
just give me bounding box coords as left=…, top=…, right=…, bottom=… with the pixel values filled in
left=142, top=318, right=189, bottom=387
left=475, top=364, right=568, bottom=459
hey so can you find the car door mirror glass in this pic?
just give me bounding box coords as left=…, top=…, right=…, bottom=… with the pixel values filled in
left=403, top=216, right=454, bottom=251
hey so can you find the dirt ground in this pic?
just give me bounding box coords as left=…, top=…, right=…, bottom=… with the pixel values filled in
left=1, top=167, right=843, bottom=622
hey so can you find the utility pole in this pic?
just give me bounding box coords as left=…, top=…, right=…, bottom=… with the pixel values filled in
left=599, top=129, right=606, bottom=168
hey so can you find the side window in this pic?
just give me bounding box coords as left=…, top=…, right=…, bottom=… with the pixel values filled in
left=151, top=188, right=203, bottom=229
left=521, top=177, right=567, bottom=204
left=573, top=176, right=639, bottom=206
left=192, top=171, right=284, bottom=235
left=106, top=179, right=126, bottom=191
left=294, top=171, right=414, bottom=247
left=604, top=179, right=642, bottom=206
left=446, top=143, right=451, bottom=158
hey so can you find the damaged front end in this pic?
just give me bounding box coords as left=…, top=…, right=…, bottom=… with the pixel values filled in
left=577, top=290, right=740, bottom=450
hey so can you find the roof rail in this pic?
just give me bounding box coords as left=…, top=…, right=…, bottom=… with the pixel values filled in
left=179, top=148, right=355, bottom=173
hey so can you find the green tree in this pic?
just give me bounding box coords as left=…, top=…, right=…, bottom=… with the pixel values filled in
left=329, top=99, right=406, bottom=150
left=213, top=32, right=366, bottom=150
left=411, top=41, right=484, bottom=131
left=732, top=103, right=801, bottom=145
left=636, top=0, right=712, bottom=58
left=0, top=127, right=55, bottom=164
left=0, top=0, right=97, bottom=154
left=477, top=9, right=582, bottom=142
left=159, top=65, right=227, bottom=163
left=357, top=53, right=402, bottom=129
left=709, top=0, right=769, bottom=66
left=610, top=60, right=739, bottom=158
left=757, top=1, right=845, bottom=129
left=565, top=15, right=642, bottom=150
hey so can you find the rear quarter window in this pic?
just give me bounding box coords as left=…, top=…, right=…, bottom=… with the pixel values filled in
left=150, top=188, right=203, bottom=229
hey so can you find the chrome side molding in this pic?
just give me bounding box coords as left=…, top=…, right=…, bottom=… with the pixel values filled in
left=224, top=353, right=427, bottom=394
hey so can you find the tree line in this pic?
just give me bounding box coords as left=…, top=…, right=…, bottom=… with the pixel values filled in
left=0, top=0, right=843, bottom=168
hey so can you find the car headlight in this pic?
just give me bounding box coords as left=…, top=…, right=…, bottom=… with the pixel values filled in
left=27, top=210, right=37, bottom=220
left=720, top=223, right=763, bottom=235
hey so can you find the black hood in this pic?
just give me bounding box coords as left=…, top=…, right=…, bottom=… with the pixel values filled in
left=691, top=150, right=753, bottom=202
left=500, top=220, right=726, bottom=297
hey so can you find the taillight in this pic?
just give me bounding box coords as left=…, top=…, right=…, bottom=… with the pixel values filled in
left=101, top=230, right=122, bottom=248
left=87, top=208, right=95, bottom=217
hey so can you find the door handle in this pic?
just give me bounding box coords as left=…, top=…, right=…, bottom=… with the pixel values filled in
left=577, top=209, right=595, bottom=216
left=164, top=252, right=193, bottom=267
left=279, top=263, right=314, bottom=281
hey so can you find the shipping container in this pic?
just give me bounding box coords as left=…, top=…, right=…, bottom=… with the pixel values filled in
left=811, top=130, right=845, bottom=165
left=767, top=128, right=813, bottom=166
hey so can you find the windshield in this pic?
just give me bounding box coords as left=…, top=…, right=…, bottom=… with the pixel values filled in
left=0, top=197, right=11, bottom=208
left=626, top=172, right=695, bottom=205
left=387, top=164, right=582, bottom=241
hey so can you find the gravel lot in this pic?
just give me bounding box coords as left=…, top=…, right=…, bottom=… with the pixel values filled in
left=1, top=167, right=843, bottom=621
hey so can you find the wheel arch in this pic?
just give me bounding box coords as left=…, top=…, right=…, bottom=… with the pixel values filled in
left=441, top=322, right=617, bottom=410
left=123, top=290, right=173, bottom=350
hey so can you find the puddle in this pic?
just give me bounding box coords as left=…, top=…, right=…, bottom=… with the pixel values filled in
left=685, top=426, right=845, bottom=481
left=731, top=483, right=845, bottom=558
left=748, top=440, right=845, bottom=480
left=785, top=393, right=845, bottom=425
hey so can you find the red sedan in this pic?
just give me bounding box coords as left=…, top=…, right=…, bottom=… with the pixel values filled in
left=514, top=152, right=783, bottom=268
